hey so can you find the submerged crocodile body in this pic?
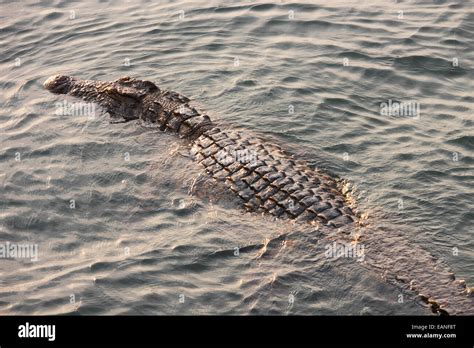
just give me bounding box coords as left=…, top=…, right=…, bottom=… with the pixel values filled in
left=44, top=75, right=357, bottom=228
left=43, top=75, right=473, bottom=315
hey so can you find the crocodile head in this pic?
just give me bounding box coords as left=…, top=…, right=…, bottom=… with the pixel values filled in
left=44, top=75, right=160, bottom=121
left=43, top=74, right=77, bottom=94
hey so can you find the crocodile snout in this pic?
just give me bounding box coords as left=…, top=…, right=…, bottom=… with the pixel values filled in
left=43, top=74, right=75, bottom=94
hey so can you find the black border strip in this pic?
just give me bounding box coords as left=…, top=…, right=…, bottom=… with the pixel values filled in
left=0, top=315, right=472, bottom=346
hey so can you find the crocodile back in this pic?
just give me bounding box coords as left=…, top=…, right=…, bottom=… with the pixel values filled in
left=191, top=127, right=358, bottom=227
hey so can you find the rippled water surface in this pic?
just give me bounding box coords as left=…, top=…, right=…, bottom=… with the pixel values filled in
left=0, top=0, right=473, bottom=315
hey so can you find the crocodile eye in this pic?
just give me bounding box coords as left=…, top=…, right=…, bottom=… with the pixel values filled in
left=106, top=85, right=146, bottom=101
left=140, top=80, right=159, bottom=92
left=115, top=76, right=132, bottom=84
left=114, top=77, right=159, bottom=93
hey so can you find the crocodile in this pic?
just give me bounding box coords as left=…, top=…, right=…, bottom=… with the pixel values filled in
left=43, top=74, right=473, bottom=315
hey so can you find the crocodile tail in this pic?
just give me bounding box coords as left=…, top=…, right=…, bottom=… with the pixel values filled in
left=360, top=223, right=473, bottom=315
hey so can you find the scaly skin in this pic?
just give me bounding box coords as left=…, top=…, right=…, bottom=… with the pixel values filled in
left=43, top=75, right=473, bottom=315
left=43, top=75, right=357, bottom=227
